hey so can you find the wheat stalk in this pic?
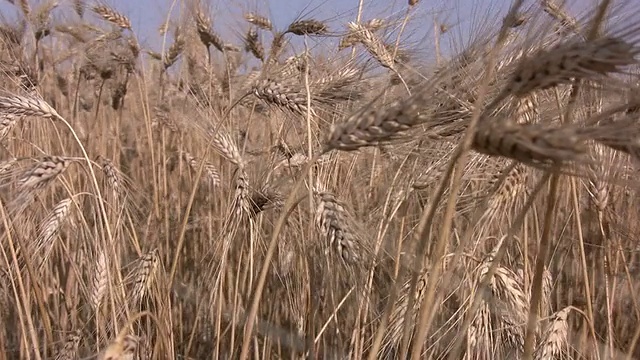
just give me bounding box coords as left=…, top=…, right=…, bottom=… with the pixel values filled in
left=314, top=191, right=361, bottom=264
left=210, top=129, right=245, bottom=169
left=252, top=79, right=309, bottom=115
left=244, top=13, right=272, bottom=31
left=286, top=19, right=327, bottom=36
left=472, top=122, right=588, bottom=165
left=180, top=151, right=220, bottom=188
left=502, top=37, right=638, bottom=99
left=34, top=198, right=73, bottom=271
left=90, top=249, right=108, bottom=311
left=195, top=10, right=224, bottom=52
left=0, top=95, right=60, bottom=118
left=92, top=4, right=131, bottom=30
left=347, top=22, right=395, bottom=70
left=130, top=249, right=160, bottom=305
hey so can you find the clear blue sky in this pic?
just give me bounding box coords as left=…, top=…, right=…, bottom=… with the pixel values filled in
left=0, top=0, right=510, bottom=50
left=0, top=0, right=593, bottom=58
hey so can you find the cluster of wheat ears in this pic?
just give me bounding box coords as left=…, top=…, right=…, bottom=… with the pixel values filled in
left=1, top=0, right=640, bottom=359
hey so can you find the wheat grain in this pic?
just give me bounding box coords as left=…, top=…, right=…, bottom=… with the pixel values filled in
left=472, top=122, right=588, bottom=165
left=244, top=13, right=272, bottom=31
left=286, top=19, right=327, bottom=36
left=180, top=151, right=220, bottom=188
left=210, top=130, right=245, bottom=169
left=245, top=27, right=264, bottom=61
left=130, top=249, right=160, bottom=305
left=73, top=0, right=84, bottom=18
left=252, top=79, right=308, bottom=114
left=16, top=156, right=72, bottom=192
left=347, top=22, right=395, bottom=70
left=195, top=10, right=224, bottom=52
left=90, top=249, right=108, bottom=310
left=0, top=95, right=60, bottom=118
left=92, top=4, right=131, bottom=30
left=314, top=191, right=361, bottom=264
left=34, top=198, right=73, bottom=271
left=504, top=37, right=637, bottom=98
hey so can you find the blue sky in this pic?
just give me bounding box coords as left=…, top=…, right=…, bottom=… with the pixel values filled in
left=0, top=0, right=595, bottom=59
left=0, top=0, right=513, bottom=49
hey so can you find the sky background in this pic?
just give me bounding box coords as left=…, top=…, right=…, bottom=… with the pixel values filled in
left=0, top=0, right=597, bottom=61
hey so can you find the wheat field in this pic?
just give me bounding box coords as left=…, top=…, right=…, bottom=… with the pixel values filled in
left=1, top=0, right=640, bottom=359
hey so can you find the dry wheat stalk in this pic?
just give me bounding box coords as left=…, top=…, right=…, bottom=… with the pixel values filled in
left=0, top=158, right=17, bottom=176
left=98, top=156, right=123, bottom=200
left=467, top=301, right=492, bottom=359
left=195, top=10, right=224, bottom=52
left=180, top=151, right=220, bottom=188
left=152, top=105, right=179, bottom=133
left=484, top=163, right=528, bottom=221
left=163, top=35, right=185, bottom=69
left=252, top=79, right=308, bottom=115
left=541, top=0, right=579, bottom=34
left=244, top=13, right=272, bottom=31
left=339, top=19, right=385, bottom=50
left=313, top=68, right=363, bottom=103
left=0, top=95, right=60, bottom=118
left=382, top=269, right=429, bottom=357
left=130, top=249, right=160, bottom=305
left=234, top=169, right=250, bottom=216
left=324, top=96, right=421, bottom=152
left=314, top=191, right=361, bottom=264
left=286, top=19, right=327, bottom=36
left=90, top=249, right=108, bottom=310
left=347, top=22, right=395, bottom=70
left=54, top=330, right=81, bottom=360
left=34, top=198, right=73, bottom=271
left=533, top=307, right=570, bottom=359
left=245, top=27, right=264, bottom=61
left=16, top=156, right=72, bottom=192
left=210, top=130, right=245, bottom=169
left=503, top=37, right=638, bottom=99
left=472, top=122, right=588, bottom=165
left=467, top=240, right=529, bottom=357
left=92, top=4, right=131, bottom=30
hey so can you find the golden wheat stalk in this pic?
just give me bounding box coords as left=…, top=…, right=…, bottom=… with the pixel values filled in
left=0, top=95, right=60, bottom=118
left=130, top=249, right=160, bottom=305
left=244, top=13, right=272, bottom=31
left=286, top=19, right=327, bottom=36
left=90, top=249, right=108, bottom=311
left=347, top=22, right=395, bottom=70
left=314, top=191, right=361, bottom=264
left=92, top=4, right=131, bottom=30
left=180, top=151, right=220, bottom=188
left=34, top=198, right=73, bottom=271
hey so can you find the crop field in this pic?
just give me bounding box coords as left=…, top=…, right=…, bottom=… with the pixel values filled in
left=1, top=0, right=640, bottom=359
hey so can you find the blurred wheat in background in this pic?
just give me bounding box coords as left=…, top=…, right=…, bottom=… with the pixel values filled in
left=1, top=0, right=640, bottom=359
